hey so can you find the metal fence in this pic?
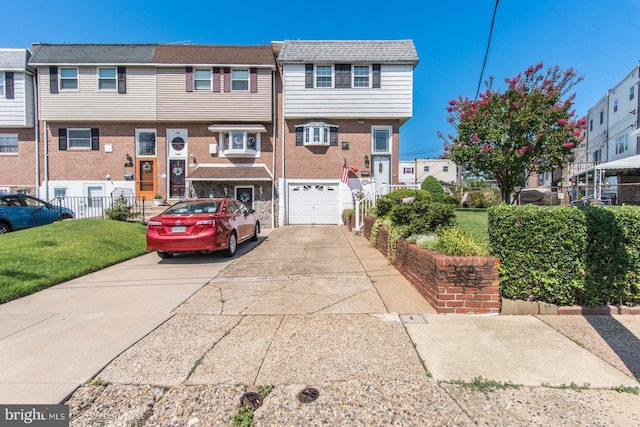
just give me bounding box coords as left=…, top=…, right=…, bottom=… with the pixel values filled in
left=517, top=183, right=640, bottom=206
left=49, top=188, right=146, bottom=220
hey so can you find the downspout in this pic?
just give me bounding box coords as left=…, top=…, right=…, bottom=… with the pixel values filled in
left=280, top=68, right=286, bottom=227
left=271, top=68, right=276, bottom=229
left=44, top=120, right=49, bottom=200
left=33, top=71, right=40, bottom=198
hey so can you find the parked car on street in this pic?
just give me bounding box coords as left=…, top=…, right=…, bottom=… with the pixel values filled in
left=146, top=198, right=259, bottom=258
left=0, top=194, right=76, bottom=234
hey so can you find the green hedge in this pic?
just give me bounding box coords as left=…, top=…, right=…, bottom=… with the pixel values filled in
left=488, top=204, right=640, bottom=306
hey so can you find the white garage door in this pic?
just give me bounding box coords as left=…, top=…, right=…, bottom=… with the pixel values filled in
left=288, top=183, right=339, bottom=224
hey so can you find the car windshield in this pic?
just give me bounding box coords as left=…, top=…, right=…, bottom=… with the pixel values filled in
left=164, top=201, right=221, bottom=214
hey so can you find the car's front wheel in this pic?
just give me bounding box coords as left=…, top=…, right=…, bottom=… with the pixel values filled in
left=223, top=232, right=237, bottom=257
left=157, top=251, right=173, bottom=259
left=251, top=222, right=260, bottom=241
left=0, top=221, right=10, bottom=234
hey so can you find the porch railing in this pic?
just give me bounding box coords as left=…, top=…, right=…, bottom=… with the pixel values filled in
left=354, top=183, right=420, bottom=231
left=49, top=191, right=146, bottom=221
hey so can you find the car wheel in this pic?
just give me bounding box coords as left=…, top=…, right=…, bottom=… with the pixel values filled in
left=251, top=222, right=260, bottom=241
left=0, top=221, right=10, bottom=234
left=157, top=251, right=173, bottom=259
left=223, top=232, right=237, bottom=257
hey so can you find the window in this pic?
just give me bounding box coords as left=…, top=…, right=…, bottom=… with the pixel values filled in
left=194, top=69, right=212, bottom=90
left=0, top=73, right=4, bottom=97
left=53, top=188, right=67, bottom=198
left=423, top=165, right=429, bottom=172
left=98, top=68, right=116, bottom=90
left=372, top=127, right=391, bottom=153
left=60, top=68, right=78, bottom=90
left=136, top=129, right=157, bottom=156
left=67, top=129, right=91, bottom=148
left=231, top=69, right=249, bottom=91
left=593, top=149, right=601, bottom=162
left=614, top=99, right=618, bottom=113
left=443, top=166, right=449, bottom=172
left=295, top=121, right=338, bottom=146
left=353, top=66, right=370, bottom=87
left=538, top=173, right=544, bottom=186
left=403, top=167, right=414, bottom=174
left=589, top=119, right=593, bottom=132
left=616, top=134, right=629, bottom=154
left=631, top=86, right=635, bottom=101
left=315, top=66, right=332, bottom=88
left=222, top=131, right=258, bottom=152
left=599, top=111, right=604, bottom=125
left=0, top=134, right=18, bottom=154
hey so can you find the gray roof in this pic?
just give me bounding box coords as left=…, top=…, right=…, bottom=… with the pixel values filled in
left=0, top=49, right=33, bottom=72
left=29, top=44, right=156, bottom=65
left=277, top=40, right=419, bottom=65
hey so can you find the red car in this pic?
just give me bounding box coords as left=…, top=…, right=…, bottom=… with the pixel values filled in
left=146, top=198, right=259, bottom=259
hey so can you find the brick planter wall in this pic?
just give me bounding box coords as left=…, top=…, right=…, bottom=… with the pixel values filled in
left=364, top=216, right=501, bottom=314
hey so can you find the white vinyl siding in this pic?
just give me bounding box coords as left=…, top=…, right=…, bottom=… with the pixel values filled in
left=156, top=67, right=272, bottom=121
left=38, top=66, right=156, bottom=121
left=282, top=63, right=413, bottom=119
left=0, top=72, right=32, bottom=127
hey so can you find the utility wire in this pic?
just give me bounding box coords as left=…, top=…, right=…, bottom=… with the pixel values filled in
left=475, top=0, right=500, bottom=100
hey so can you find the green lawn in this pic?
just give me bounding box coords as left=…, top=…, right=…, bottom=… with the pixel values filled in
left=454, top=208, right=489, bottom=249
left=0, top=219, right=147, bottom=304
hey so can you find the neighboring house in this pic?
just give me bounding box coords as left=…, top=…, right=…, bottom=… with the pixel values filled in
left=399, top=161, right=416, bottom=185
left=0, top=49, right=36, bottom=195
left=414, top=158, right=457, bottom=186
left=569, top=64, right=640, bottom=203
left=28, top=43, right=277, bottom=225
left=276, top=40, right=418, bottom=225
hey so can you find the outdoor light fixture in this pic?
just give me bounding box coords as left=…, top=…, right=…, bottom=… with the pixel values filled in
left=124, top=153, right=133, bottom=167
left=364, top=154, right=370, bottom=168
left=190, top=153, right=197, bottom=164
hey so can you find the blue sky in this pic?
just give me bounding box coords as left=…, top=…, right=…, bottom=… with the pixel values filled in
left=4, top=0, right=640, bottom=160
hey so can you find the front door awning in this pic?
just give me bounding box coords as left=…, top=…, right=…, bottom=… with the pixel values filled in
left=186, top=164, right=273, bottom=181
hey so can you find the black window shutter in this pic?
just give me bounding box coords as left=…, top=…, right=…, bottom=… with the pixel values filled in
left=305, top=64, right=313, bottom=88
left=117, top=67, right=126, bottom=94
left=335, top=64, right=351, bottom=88
left=58, top=128, right=67, bottom=150
left=186, top=67, right=193, bottom=92
left=330, top=128, right=338, bottom=146
left=50, top=66, right=58, bottom=94
left=373, top=64, right=381, bottom=88
left=250, top=68, right=257, bottom=93
left=295, top=128, right=303, bottom=146
left=212, top=67, right=220, bottom=92
left=91, top=128, right=99, bottom=151
left=5, top=72, right=14, bottom=99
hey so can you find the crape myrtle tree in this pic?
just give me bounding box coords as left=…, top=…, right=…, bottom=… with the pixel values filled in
left=442, top=62, right=587, bottom=203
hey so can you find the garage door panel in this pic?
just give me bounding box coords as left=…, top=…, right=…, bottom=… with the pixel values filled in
left=288, top=183, right=338, bottom=225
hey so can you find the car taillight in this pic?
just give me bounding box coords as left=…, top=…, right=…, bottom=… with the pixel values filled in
left=147, top=220, right=162, bottom=227
left=196, top=219, right=216, bottom=226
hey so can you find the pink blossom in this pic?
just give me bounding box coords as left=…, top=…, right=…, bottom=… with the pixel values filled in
left=562, top=142, right=575, bottom=149
left=471, top=134, right=480, bottom=142
left=536, top=133, right=543, bottom=139
left=557, top=118, right=567, bottom=125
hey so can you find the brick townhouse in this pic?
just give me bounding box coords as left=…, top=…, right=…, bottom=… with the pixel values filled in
left=1, top=40, right=418, bottom=227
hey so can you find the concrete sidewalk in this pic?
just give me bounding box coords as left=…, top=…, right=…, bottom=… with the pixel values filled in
left=1, top=225, right=639, bottom=426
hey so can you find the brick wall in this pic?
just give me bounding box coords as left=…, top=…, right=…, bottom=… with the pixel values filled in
left=364, top=216, right=501, bottom=314
left=0, top=127, right=37, bottom=193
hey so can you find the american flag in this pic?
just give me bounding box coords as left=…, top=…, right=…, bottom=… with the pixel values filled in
left=341, top=159, right=358, bottom=184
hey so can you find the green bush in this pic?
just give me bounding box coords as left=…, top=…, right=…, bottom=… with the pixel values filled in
left=432, top=228, right=488, bottom=256
left=373, top=189, right=431, bottom=218
left=488, top=204, right=640, bottom=306
left=421, top=176, right=445, bottom=201
left=389, top=200, right=455, bottom=235
left=105, top=197, right=140, bottom=222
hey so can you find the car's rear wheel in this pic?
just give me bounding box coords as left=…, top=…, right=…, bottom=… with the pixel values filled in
left=0, top=221, right=10, bottom=234
left=251, top=222, right=260, bottom=241
left=157, top=251, right=173, bottom=259
left=223, top=232, right=237, bottom=257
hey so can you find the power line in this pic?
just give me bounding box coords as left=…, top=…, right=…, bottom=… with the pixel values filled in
left=475, top=0, right=500, bottom=100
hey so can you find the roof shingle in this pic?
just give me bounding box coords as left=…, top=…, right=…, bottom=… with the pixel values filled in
left=277, top=40, right=419, bottom=65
